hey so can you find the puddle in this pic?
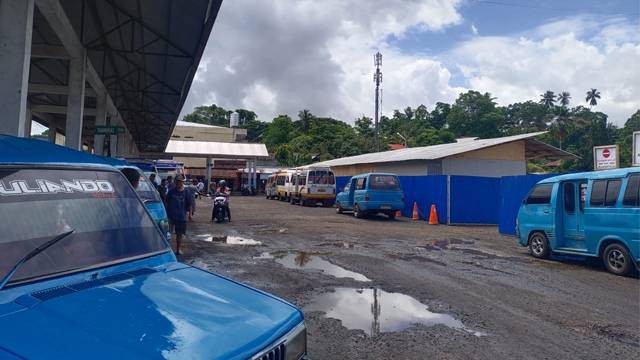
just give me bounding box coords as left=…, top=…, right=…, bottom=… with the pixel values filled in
left=306, top=287, right=484, bottom=337
left=193, top=234, right=262, bottom=246
left=424, top=238, right=474, bottom=251
left=256, top=252, right=371, bottom=282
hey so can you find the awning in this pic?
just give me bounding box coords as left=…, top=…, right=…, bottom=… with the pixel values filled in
left=524, top=138, right=577, bottom=160
left=164, top=140, right=269, bottom=159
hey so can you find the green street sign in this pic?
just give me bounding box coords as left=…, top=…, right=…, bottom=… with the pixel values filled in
left=95, top=126, right=125, bottom=135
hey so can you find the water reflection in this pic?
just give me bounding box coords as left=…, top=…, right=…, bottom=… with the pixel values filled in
left=305, top=287, right=484, bottom=337
left=192, top=234, right=262, bottom=245
left=255, top=252, right=371, bottom=282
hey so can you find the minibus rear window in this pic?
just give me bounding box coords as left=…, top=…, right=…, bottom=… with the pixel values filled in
left=526, top=184, right=552, bottom=204
left=622, top=175, right=640, bottom=207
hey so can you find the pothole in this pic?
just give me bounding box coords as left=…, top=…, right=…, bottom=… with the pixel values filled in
left=255, top=251, right=371, bottom=282
left=193, top=234, right=262, bottom=245
left=306, top=287, right=485, bottom=337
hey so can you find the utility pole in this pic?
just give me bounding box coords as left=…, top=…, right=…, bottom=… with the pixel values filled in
left=374, top=52, right=382, bottom=152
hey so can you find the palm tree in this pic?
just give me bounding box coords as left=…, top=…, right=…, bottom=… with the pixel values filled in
left=298, top=109, right=313, bottom=133
left=585, top=88, right=601, bottom=107
left=557, top=91, right=571, bottom=107
left=539, top=90, right=556, bottom=108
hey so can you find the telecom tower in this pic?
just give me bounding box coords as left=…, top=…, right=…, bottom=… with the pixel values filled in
left=374, top=52, right=382, bottom=152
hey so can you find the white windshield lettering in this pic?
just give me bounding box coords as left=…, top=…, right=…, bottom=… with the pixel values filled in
left=0, top=179, right=115, bottom=196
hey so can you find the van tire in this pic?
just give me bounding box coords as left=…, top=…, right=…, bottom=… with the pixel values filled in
left=336, top=203, right=343, bottom=214
left=602, top=243, right=632, bottom=276
left=354, top=204, right=364, bottom=219
left=528, top=232, right=550, bottom=259
left=388, top=211, right=396, bottom=220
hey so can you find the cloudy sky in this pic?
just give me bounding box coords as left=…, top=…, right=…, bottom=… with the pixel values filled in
left=179, top=0, right=640, bottom=126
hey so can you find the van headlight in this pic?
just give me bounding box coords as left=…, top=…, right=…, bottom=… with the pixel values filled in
left=285, top=323, right=307, bottom=360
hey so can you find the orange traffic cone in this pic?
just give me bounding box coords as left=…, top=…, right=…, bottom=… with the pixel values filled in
left=411, top=202, right=419, bottom=220
left=428, top=204, right=439, bottom=225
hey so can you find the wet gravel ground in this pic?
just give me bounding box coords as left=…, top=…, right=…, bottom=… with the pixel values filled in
left=179, top=196, right=639, bottom=360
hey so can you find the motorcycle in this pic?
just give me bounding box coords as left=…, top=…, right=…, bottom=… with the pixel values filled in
left=211, top=192, right=230, bottom=223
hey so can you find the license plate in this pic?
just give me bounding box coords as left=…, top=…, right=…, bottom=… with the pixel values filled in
left=380, top=205, right=391, bottom=209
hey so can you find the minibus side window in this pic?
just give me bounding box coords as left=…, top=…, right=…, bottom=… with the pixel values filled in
left=563, top=183, right=575, bottom=213
left=622, top=174, right=640, bottom=207
left=526, top=184, right=552, bottom=204
left=356, top=178, right=366, bottom=190
left=604, top=180, right=622, bottom=206
left=590, top=179, right=622, bottom=207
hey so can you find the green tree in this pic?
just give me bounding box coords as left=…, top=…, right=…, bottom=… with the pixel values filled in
left=263, top=115, right=295, bottom=150
left=557, top=91, right=571, bottom=107
left=503, top=101, right=549, bottom=134
left=297, top=109, right=314, bottom=133
left=617, top=110, right=640, bottom=167
left=585, top=88, right=601, bottom=107
left=447, top=91, right=502, bottom=138
left=182, top=104, right=231, bottom=126
left=430, top=102, right=450, bottom=130
left=539, top=90, right=556, bottom=108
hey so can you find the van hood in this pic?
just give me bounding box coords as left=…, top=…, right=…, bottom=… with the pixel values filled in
left=0, top=265, right=302, bottom=359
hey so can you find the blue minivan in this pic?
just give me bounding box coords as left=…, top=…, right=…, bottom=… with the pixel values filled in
left=517, top=167, right=640, bottom=275
left=335, top=173, right=404, bottom=219
left=0, top=135, right=307, bottom=359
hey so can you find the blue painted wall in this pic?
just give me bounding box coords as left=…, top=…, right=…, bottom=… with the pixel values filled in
left=449, top=176, right=501, bottom=224
left=498, top=174, right=556, bottom=235
left=337, top=173, right=556, bottom=229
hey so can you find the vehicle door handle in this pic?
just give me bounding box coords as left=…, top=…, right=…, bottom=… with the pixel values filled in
left=543, top=210, right=550, bottom=214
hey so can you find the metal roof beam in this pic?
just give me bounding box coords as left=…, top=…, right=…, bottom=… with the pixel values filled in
left=29, top=83, right=97, bottom=97
left=31, top=104, right=96, bottom=116
left=104, top=0, right=192, bottom=58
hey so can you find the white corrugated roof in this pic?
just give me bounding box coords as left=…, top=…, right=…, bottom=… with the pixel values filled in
left=164, top=140, right=269, bottom=158
left=313, top=132, right=547, bottom=167
left=175, top=120, right=225, bottom=129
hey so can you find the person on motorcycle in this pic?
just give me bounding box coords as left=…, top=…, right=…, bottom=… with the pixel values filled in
left=214, top=180, right=231, bottom=221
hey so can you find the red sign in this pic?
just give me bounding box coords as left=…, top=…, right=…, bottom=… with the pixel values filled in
left=602, top=148, right=610, bottom=158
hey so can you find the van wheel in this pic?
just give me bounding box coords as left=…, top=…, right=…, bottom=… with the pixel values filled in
left=388, top=211, right=396, bottom=220
left=354, top=204, right=364, bottom=219
left=528, top=232, right=550, bottom=259
left=603, top=243, right=632, bottom=276
left=336, top=203, right=343, bottom=214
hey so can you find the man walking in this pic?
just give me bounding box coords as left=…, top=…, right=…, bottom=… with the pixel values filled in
left=165, top=175, right=193, bottom=255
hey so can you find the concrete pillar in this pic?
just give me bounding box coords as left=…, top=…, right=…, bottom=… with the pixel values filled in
left=48, top=122, right=57, bottom=143
left=64, top=54, right=86, bottom=149
left=0, top=0, right=34, bottom=137
left=24, top=108, right=32, bottom=137
left=93, top=93, right=107, bottom=155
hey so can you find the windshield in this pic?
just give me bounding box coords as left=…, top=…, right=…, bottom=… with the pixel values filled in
left=370, top=175, right=400, bottom=190
left=135, top=172, right=161, bottom=203
left=0, top=167, right=169, bottom=286
left=308, top=170, right=335, bottom=185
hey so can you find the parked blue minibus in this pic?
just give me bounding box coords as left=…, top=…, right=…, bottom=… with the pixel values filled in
left=517, top=167, right=640, bottom=275
left=335, top=173, right=404, bottom=219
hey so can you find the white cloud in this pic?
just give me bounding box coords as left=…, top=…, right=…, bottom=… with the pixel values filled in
left=449, top=16, right=640, bottom=125
left=180, top=0, right=463, bottom=122
left=181, top=4, right=639, bottom=127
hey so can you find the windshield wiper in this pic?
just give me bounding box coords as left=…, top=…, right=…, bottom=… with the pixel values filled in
left=0, top=229, right=75, bottom=290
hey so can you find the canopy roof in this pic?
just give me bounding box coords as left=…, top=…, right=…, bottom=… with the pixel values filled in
left=314, top=132, right=576, bottom=167
left=29, top=0, right=223, bottom=152
left=164, top=140, right=270, bottom=159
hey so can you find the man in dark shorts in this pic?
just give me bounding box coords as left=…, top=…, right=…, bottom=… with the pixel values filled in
left=165, top=175, right=193, bottom=255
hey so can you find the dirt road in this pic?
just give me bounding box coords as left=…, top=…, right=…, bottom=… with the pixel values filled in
left=180, top=196, right=639, bottom=359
